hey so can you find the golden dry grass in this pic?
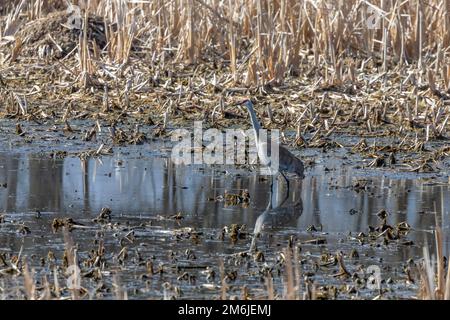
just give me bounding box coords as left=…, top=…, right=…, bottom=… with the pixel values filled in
left=0, top=1, right=449, bottom=173
left=2, top=1, right=450, bottom=86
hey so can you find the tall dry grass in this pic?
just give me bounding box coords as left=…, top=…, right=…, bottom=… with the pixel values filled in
left=3, top=0, right=450, bottom=87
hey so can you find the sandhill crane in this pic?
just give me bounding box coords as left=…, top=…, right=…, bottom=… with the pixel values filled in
left=237, top=99, right=305, bottom=195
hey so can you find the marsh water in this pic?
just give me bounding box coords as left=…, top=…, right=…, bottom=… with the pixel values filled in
left=0, top=146, right=449, bottom=299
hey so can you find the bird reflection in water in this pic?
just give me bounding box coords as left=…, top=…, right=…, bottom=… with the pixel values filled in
left=250, top=181, right=303, bottom=252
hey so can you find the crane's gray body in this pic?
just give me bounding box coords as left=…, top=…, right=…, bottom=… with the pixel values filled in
left=244, top=100, right=304, bottom=179
left=241, top=100, right=305, bottom=252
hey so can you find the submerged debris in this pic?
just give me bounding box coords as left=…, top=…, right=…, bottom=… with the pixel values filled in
left=214, top=190, right=251, bottom=207
left=93, top=207, right=112, bottom=224
left=52, top=218, right=84, bottom=232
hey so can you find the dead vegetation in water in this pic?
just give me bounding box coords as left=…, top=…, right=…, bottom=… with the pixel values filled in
left=0, top=201, right=443, bottom=300
left=212, top=189, right=251, bottom=207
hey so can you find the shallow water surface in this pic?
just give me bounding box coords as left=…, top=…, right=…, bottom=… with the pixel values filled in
left=0, top=150, right=449, bottom=299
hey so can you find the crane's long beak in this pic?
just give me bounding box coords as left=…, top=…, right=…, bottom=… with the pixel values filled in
left=233, top=100, right=247, bottom=112
left=233, top=100, right=246, bottom=112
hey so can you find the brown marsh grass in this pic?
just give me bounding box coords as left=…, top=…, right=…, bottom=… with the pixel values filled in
left=1, top=1, right=449, bottom=145
left=2, top=0, right=450, bottom=85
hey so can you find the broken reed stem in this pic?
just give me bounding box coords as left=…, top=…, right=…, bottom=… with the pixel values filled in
left=113, top=274, right=128, bottom=300
left=293, top=245, right=302, bottom=300
left=420, top=223, right=450, bottom=300
left=435, top=226, right=445, bottom=299
left=63, top=228, right=80, bottom=300
left=283, top=247, right=295, bottom=300
left=265, top=272, right=274, bottom=300
left=219, top=258, right=227, bottom=300
left=228, top=0, right=237, bottom=84
left=23, top=260, right=36, bottom=300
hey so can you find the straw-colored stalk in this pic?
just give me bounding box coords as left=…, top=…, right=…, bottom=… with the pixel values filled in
left=419, top=226, right=450, bottom=300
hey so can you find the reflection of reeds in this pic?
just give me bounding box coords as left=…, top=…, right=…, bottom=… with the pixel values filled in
left=419, top=226, right=450, bottom=300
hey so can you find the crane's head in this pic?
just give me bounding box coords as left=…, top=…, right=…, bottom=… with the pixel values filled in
left=234, top=99, right=254, bottom=113
left=235, top=99, right=253, bottom=106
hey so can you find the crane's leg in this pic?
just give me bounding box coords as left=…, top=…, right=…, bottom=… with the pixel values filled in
left=280, top=171, right=290, bottom=204
left=280, top=171, right=290, bottom=190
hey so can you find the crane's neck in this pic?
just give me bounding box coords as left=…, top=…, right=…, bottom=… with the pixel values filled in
left=246, top=104, right=262, bottom=140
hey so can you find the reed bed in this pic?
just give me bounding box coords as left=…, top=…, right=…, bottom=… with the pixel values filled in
left=0, top=1, right=448, bottom=148
left=59, top=0, right=450, bottom=88
left=14, top=0, right=450, bottom=87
